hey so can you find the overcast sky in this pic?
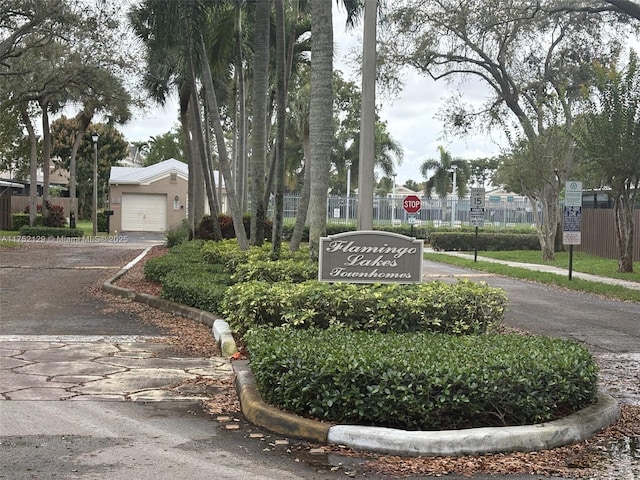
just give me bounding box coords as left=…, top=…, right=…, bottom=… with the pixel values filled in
left=119, top=5, right=504, bottom=186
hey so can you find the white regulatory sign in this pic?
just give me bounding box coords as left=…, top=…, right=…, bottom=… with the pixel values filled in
left=564, top=181, right=583, bottom=207
left=470, top=188, right=486, bottom=209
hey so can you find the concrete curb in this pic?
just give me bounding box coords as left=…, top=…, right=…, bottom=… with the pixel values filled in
left=101, top=245, right=238, bottom=356
left=104, top=245, right=622, bottom=457
left=233, top=361, right=620, bottom=457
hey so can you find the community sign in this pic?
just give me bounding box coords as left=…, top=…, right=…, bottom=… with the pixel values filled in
left=318, top=231, right=423, bottom=284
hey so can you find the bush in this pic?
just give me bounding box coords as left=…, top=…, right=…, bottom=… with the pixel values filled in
left=161, top=269, right=232, bottom=313
left=196, top=213, right=274, bottom=241
left=245, top=327, right=599, bottom=430
left=24, top=202, right=65, bottom=227
left=11, top=213, right=36, bottom=230
left=430, top=232, right=539, bottom=251
left=166, top=220, right=190, bottom=247
left=144, top=240, right=210, bottom=283
left=232, top=258, right=318, bottom=283
left=221, top=279, right=507, bottom=335
left=19, top=226, right=83, bottom=237
left=97, top=211, right=109, bottom=233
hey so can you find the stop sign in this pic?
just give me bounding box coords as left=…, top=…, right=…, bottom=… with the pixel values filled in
left=403, top=195, right=421, bottom=213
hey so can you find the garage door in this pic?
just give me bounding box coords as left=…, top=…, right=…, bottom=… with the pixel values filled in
left=121, top=193, right=167, bottom=232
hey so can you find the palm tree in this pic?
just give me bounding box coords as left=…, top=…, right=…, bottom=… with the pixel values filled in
left=307, top=0, right=334, bottom=260
left=420, top=146, right=470, bottom=199
left=250, top=0, right=270, bottom=246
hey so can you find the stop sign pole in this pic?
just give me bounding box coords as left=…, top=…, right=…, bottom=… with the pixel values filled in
left=403, top=195, right=421, bottom=236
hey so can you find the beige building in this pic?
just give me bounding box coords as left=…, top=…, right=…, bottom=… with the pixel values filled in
left=108, top=159, right=188, bottom=233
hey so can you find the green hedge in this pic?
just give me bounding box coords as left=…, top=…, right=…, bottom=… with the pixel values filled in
left=18, top=226, right=84, bottom=237
left=221, top=279, right=507, bottom=335
left=161, top=269, right=232, bottom=312
left=11, top=213, right=41, bottom=230
left=430, top=232, right=539, bottom=251
left=245, top=327, right=599, bottom=430
left=232, top=258, right=318, bottom=283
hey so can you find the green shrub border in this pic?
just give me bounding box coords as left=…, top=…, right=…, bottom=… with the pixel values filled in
left=245, top=327, right=599, bottom=430
left=19, top=226, right=84, bottom=237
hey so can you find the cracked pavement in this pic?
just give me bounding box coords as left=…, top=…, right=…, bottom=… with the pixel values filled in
left=0, top=336, right=233, bottom=402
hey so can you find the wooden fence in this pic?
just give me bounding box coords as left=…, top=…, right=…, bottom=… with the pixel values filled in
left=575, top=209, right=640, bottom=260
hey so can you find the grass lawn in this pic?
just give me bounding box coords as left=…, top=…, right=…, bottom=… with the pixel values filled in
left=424, top=250, right=640, bottom=303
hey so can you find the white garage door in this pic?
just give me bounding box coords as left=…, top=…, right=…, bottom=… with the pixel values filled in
left=121, top=193, right=167, bottom=232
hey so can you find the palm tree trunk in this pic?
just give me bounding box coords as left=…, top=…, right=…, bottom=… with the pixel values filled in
left=200, top=39, right=248, bottom=250
left=189, top=89, right=222, bottom=241
left=357, top=0, right=377, bottom=230
left=308, top=0, right=333, bottom=260
left=21, top=108, right=38, bottom=227
left=250, top=0, right=271, bottom=246
left=289, top=138, right=311, bottom=252
left=271, top=0, right=286, bottom=258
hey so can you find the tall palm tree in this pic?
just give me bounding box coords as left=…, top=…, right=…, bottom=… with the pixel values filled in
left=250, top=0, right=270, bottom=246
left=420, top=146, right=470, bottom=199
left=307, top=0, right=333, bottom=260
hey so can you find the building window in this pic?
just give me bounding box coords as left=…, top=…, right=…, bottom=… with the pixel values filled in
left=170, top=173, right=177, bottom=183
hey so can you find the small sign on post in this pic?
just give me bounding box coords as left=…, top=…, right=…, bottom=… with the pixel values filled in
left=403, top=195, right=421, bottom=214
left=469, top=188, right=486, bottom=260
left=563, top=181, right=583, bottom=280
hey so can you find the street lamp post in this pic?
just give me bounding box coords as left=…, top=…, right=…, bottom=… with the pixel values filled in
left=391, top=173, right=397, bottom=225
left=345, top=159, right=352, bottom=223
left=448, top=166, right=458, bottom=226
left=91, top=132, right=99, bottom=236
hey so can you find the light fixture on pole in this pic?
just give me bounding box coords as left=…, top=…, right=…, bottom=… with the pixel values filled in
left=91, top=132, right=99, bottom=236
left=345, top=159, right=352, bottom=223
left=391, top=173, right=397, bottom=225
left=448, top=166, right=458, bottom=226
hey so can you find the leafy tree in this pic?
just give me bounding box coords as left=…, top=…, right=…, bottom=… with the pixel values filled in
left=379, top=0, right=629, bottom=260
left=0, top=0, right=74, bottom=72
left=550, top=0, right=640, bottom=21
left=403, top=179, right=422, bottom=192
left=144, top=129, right=185, bottom=166
left=420, top=146, right=470, bottom=199
left=51, top=119, right=128, bottom=219
left=575, top=51, right=640, bottom=273
left=468, top=157, right=500, bottom=188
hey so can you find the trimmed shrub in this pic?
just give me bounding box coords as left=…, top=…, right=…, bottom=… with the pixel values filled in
left=232, top=258, right=318, bottom=283
left=430, top=232, right=539, bottom=251
left=245, top=327, right=599, bottom=430
left=11, top=213, right=35, bottom=230
left=221, top=279, right=507, bottom=335
left=161, top=269, right=232, bottom=313
left=19, top=226, right=83, bottom=237
left=144, top=240, right=210, bottom=283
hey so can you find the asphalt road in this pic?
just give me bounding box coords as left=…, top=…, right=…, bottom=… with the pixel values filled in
left=0, top=240, right=638, bottom=479
left=422, top=260, right=640, bottom=353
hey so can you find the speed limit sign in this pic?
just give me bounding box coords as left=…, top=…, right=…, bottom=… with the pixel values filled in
left=470, top=188, right=485, bottom=208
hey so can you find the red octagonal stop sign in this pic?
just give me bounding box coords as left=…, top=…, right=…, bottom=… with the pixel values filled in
left=403, top=195, right=421, bottom=213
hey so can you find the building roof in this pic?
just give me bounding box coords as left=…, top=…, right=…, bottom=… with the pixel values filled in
left=109, top=158, right=188, bottom=185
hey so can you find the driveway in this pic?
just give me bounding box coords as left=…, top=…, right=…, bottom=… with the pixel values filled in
left=0, top=240, right=637, bottom=479
left=0, top=240, right=361, bottom=480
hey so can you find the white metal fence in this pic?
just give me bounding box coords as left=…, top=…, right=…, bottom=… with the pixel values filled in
left=280, top=195, right=536, bottom=227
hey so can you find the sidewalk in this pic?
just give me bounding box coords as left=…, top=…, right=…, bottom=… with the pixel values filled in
left=427, top=249, right=640, bottom=291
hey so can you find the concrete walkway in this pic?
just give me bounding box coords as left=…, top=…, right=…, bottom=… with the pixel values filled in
left=428, top=249, right=640, bottom=290
left=0, top=335, right=233, bottom=402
